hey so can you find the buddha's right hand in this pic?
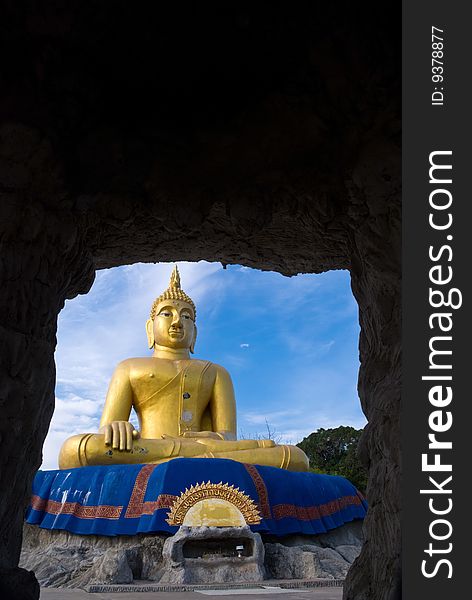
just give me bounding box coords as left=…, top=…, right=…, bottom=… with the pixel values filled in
left=99, top=421, right=140, bottom=452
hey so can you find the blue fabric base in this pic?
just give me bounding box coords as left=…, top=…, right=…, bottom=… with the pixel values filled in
left=26, top=458, right=367, bottom=537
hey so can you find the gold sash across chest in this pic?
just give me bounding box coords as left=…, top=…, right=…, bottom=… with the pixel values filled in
left=138, top=360, right=212, bottom=435
left=177, top=360, right=212, bottom=434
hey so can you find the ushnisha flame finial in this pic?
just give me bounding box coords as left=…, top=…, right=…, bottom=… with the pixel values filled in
left=169, top=264, right=181, bottom=288
left=150, top=265, right=196, bottom=320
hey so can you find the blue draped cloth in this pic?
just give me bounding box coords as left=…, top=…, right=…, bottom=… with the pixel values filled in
left=26, top=458, right=367, bottom=537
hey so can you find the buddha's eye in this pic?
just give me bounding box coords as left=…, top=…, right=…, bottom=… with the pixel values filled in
left=182, top=314, right=191, bottom=320
left=159, top=311, right=171, bottom=318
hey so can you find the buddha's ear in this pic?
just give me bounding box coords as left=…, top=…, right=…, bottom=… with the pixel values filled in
left=190, top=324, right=197, bottom=354
left=145, top=318, right=155, bottom=349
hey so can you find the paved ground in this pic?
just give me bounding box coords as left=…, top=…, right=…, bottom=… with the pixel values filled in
left=40, top=586, right=343, bottom=599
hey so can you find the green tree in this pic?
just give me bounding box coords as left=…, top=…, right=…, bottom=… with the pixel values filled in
left=297, top=426, right=367, bottom=493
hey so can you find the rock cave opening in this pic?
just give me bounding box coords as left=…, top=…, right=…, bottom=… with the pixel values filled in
left=1, top=4, right=400, bottom=598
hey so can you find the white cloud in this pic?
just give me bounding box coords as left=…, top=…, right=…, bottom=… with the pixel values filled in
left=219, top=354, right=248, bottom=370
left=240, top=343, right=250, bottom=348
left=242, top=409, right=299, bottom=426
left=42, top=395, right=102, bottom=470
left=321, top=340, right=335, bottom=352
left=44, top=261, right=221, bottom=470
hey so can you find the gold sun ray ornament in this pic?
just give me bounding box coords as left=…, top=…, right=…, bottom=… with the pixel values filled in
left=166, top=481, right=262, bottom=526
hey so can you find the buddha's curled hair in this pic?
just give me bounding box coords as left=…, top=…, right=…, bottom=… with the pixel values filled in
left=149, top=265, right=196, bottom=320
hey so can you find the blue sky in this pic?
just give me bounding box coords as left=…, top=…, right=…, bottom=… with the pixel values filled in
left=42, top=262, right=366, bottom=469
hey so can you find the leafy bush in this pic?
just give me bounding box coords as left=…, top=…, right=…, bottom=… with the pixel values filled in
left=297, top=426, right=367, bottom=493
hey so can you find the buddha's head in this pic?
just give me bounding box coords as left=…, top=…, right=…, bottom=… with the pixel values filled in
left=146, top=266, right=197, bottom=353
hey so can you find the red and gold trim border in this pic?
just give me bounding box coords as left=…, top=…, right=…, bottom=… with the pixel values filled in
left=125, top=464, right=177, bottom=518
left=272, top=494, right=363, bottom=521
left=31, top=495, right=122, bottom=520
left=243, top=463, right=272, bottom=519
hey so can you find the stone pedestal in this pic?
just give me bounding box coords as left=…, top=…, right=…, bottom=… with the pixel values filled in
left=20, top=520, right=363, bottom=588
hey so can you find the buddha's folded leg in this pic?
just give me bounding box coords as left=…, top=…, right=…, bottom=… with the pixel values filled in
left=58, top=434, right=205, bottom=469
left=194, top=444, right=310, bottom=472
left=191, top=438, right=275, bottom=452
left=58, top=435, right=309, bottom=472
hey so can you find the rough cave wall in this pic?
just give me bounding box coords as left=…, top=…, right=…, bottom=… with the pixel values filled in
left=0, top=3, right=400, bottom=600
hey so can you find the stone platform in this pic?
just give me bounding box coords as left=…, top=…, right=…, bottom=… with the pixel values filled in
left=39, top=586, right=344, bottom=600
left=20, top=521, right=363, bottom=589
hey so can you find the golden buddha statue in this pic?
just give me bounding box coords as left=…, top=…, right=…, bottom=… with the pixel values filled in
left=59, top=266, right=309, bottom=472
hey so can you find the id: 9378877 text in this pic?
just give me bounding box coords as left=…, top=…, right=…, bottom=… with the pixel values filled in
left=431, top=26, right=444, bottom=106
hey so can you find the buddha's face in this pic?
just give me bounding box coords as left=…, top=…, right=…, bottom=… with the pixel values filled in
left=150, top=299, right=196, bottom=350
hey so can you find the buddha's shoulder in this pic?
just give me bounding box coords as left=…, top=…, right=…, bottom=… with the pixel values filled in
left=189, top=360, right=232, bottom=383
left=197, top=360, right=232, bottom=378
left=212, top=361, right=230, bottom=373
left=190, top=359, right=227, bottom=370
left=111, top=357, right=231, bottom=378
left=112, top=357, right=156, bottom=373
